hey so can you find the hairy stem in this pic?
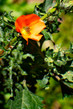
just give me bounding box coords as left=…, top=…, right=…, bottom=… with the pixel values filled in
left=41, top=13, right=48, bottom=20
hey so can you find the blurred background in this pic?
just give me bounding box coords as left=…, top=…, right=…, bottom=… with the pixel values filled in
left=0, top=0, right=73, bottom=109
left=0, top=0, right=44, bottom=18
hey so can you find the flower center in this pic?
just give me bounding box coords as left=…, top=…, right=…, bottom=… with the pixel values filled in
left=21, top=26, right=30, bottom=36
left=23, top=27, right=30, bottom=34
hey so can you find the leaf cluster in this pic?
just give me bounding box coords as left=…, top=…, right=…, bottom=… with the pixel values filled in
left=0, top=0, right=73, bottom=109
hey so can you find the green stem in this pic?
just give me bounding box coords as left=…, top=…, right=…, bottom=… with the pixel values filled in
left=10, top=36, right=17, bottom=45
left=41, top=8, right=56, bottom=20
left=41, top=13, right=48, bottom=20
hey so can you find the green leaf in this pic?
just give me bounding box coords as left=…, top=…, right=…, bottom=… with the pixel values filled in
left=42, top=29, right=52, bottom=40
left=8, top=86, right=43, bottom=109
left=37, top=77, right=48, bottom=89
left=42, top=0, right=53, bottom=12
left=23, top=53, right=34, bottom=61
left=54, top=59, right=66, bottom=67
left=41, top=40, right=54, bottom=51
left=62, top=71, right=73, bottom=82
left=0, top=27, right=4, bottom=42
left=61, top=81, right=73, bottom=97
left=62, top=81, right=73, bottom=89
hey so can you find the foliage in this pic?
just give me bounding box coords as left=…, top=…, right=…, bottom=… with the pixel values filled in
left=0, top=0, right=73, bottom=109
left=8, top=84, right=43, bottom=109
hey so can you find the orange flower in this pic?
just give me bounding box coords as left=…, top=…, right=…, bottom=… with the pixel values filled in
left=15, top=14, right=46, bottom=43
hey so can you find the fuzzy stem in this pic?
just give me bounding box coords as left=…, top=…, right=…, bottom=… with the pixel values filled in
left=41, top=13, right=48, bottom=20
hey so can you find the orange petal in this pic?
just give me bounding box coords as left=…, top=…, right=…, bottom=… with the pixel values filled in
left=15, top=14, right=40, bottom=32
left=30, top=19, right=46, bottom=35
left=15, top=15, right=25, bottom=32
left=21, top=31, right=30, bottom=41
left=22, top=14, right=40, bottom=26
left=29, top=34, right=43, bottom=41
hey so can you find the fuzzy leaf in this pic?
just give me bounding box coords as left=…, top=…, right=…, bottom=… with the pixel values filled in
left=62, top=71, right=73, bottom=82
left=8, top=86, right=43, bottom=109
left=41, top=0, right=53, bottom=12
left=61, top=81, right=73, bottom=97
left=37, top=77, right=48, bottom=89
left=23, top=53, right=34, bottom=61
left=42, top=29, right=52, bottom=40
left=41, top=40, right=54, bottom=51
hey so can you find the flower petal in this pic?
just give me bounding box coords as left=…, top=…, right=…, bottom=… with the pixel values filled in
left=15, top=14, right=40, bottom=32
left=15, top=15, right=26, bottom=32
left=29, top=34, right=43, bottom=41
left=15, top=14, right=46, bottom=43
left=21, top=29, right=30, bottom=41
left=30, top=19, right=46, bottom=35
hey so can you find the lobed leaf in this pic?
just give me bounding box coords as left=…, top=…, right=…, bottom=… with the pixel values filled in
left=8, top=86, right=44, bottom=109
